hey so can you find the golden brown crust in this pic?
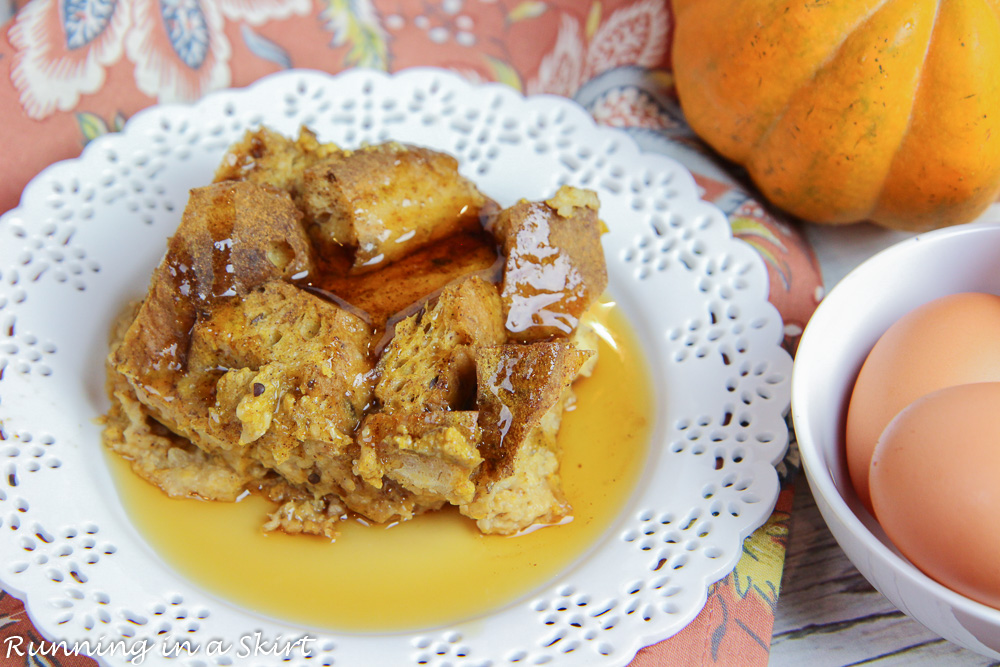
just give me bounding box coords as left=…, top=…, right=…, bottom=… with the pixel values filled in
left=112, top=180, right=314, bottom=399
left=458, top=423, right=570, bottom=535
left=492, top=185, right=607, bottom=341
left=473, top=341, right=592, bottom=478
left=193, top=280, right=373, bottom=460
left=375, top=276, right=506, bottom=412
left=102, top=299, right=268, bottom=500
left=301, top=143, right=487, bottom=271
left=213, top=126, right=340, bottom=202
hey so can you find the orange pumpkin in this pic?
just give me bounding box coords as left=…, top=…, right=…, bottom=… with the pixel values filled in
left=671, top=0, right=1000, bottom=231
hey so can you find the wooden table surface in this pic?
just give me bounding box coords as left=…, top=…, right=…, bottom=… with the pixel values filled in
left=770, top=474, right=997, bottom=666
left=771, top=217, right=1000, bottom=667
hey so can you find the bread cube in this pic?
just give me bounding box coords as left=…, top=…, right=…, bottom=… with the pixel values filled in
left=301, top=143, right=486, bottom=271
left=460, top=341, right=593, bottom=534
left=375, top=276, right=505, bottom=411
left=356, top=411, right=482, bottom=505
left=492, top=186, right=607, bottom=341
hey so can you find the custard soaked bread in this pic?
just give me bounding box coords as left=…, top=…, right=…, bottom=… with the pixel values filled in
left=461, top=342, right=593, bottom=533
left=301, top=141, right=486, bottom=271
left=103, top=126, right=609, bottom=538
left=374, top=276, right=505, bottom=412
left=215, top=126, right=488, bottom=273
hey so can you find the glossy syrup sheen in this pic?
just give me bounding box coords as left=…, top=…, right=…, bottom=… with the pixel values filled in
left=106, top=301, right=653, bottom=632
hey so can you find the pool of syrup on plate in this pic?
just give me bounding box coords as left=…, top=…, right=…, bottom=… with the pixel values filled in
left=106, top=300, right=653, bottom=632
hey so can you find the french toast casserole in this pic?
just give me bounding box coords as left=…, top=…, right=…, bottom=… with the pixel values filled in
left=102, top=126, right=608, bottom=539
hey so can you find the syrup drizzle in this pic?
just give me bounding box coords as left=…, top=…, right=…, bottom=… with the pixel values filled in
left=106, top=302, right=653, bottom=632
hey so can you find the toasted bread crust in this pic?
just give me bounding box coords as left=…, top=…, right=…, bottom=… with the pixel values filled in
left=375, top=276, right=506, bottom=412
left=492, top=185, right=607, bottom=341
left=213, top=126, right=340, bottom=201
left=302, top=143, right=487, bottom=271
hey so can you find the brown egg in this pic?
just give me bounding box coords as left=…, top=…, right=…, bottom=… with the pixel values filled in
left=870, top=382, right=1000, bottom=609
left=845, top=292, right=1000, bottom=512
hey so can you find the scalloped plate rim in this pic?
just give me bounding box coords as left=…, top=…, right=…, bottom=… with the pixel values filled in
left=0, top=66, right=791, bottom=667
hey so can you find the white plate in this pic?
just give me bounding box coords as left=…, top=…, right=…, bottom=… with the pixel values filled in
left=0, top=68, right=791, bottom=667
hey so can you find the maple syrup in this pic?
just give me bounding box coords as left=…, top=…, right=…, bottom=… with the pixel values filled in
left=106, top=301, right=653, bottom=632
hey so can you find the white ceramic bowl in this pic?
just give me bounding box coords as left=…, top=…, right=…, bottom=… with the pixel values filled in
left=792, top=220, right=1000, bottom=659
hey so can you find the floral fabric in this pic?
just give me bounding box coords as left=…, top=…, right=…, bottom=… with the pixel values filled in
left=0, top=1, right=823, bottom=665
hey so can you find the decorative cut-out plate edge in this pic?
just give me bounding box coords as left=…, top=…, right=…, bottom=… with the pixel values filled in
left=0, top=68, right=791, bottom=667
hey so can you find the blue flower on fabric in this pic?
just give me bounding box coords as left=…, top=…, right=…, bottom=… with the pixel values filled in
left=161, top=0, right=209, bottom=69
left=63, top=0, right=117, bottom=49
